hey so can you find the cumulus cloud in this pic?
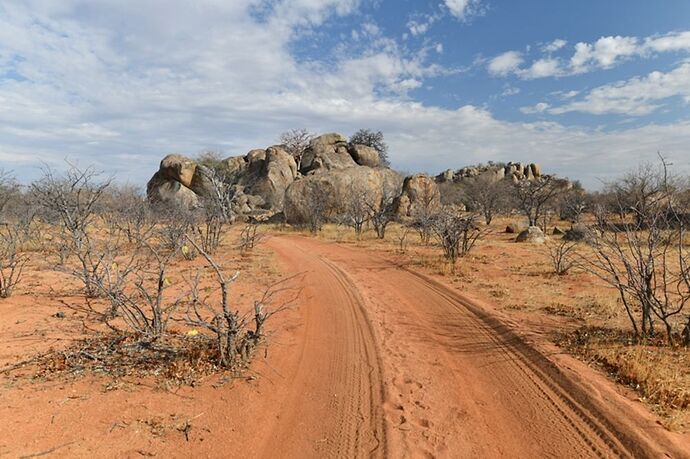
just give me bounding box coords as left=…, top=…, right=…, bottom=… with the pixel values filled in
left=519, top=58, right=562, bottom=79
left=488, top=51, right=524, bottom=76
left=1, top=1, right=689, bottom=189
left=550, top=63, right=690, bottom=115
left=490, top=30, right=690, bottom=80
left=570, top=35, right=639, bottom=72
left=543, top=39, right=567, bottom=53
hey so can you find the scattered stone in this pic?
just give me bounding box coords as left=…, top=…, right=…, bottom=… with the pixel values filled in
left=516, top=226, right=547, bottom=244
left=564, top=224, right=588, bottom=241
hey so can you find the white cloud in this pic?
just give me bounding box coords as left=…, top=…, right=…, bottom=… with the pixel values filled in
left=443, top=0, right=482, bottom=21
left=644, top=31, right=690, bottom=53
left=1, top=1, right=690, bottom=189
left=519, top=58, right=561, bottom=79
left=435, top=43, right=444, bottom=54
left=570, top=35, right=639, bottom=72
left=501, top=85, right=520, bottom=97
left=543, top=39, right=567, bottom=53
left=550, top=63, right=690, bottom=115
left=491, top=30, right=690, bottom=80
left=487, top=51, right=523, bottom=76
left=520, top=102, right=550, bottom=114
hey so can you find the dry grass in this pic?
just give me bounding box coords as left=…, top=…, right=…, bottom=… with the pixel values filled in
left=556, top=327, right=690, bottom=430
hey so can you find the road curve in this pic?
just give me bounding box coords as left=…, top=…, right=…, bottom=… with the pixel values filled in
left=265, top=235, right=689, bottom=459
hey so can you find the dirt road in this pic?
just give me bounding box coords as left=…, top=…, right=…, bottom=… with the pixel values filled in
left=265, top=235, right=689, bottom=458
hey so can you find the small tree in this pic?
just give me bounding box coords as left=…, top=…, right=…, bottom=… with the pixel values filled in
left=32, top=164, right=112, bottom=297
left=431, top=208, right=483, bottom=268
left=279, top=128, right=313, bottom=171
left=546, top=239, right=577, bottom=275
left=195, top=166, right=234, bottom=254
left=578, top=158, right=690, bottom=344
left=350, top=129, right=390, bottom=167
left=341, top=182, right=371, bottom=239
left=512, top=176, right=567, bottom=227
left=460, top=175, right=509, bottom=225
left=368, top=184, right=399, bottom=239
left=0, top=223, right=29, bottom=298
left=301, top=186, right=330, bottom=235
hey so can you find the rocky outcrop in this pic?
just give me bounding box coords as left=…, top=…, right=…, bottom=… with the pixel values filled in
left=437, top=161, right=543, bottom=185
left=299, top=133, right=357, bottom=175
left=394, top=174, right=441, bottom=218
left=147, top=170, right=199, bottom=208
left=284, top=167, right=402, bottom=224
left=348, top=144, right=380, bottom=168
left=147, top=132, right=392, bottom=219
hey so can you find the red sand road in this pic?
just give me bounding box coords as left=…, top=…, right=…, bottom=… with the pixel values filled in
left=2, top=235, right=689, bottom=458
left=263, top=235, right=690, bottom=458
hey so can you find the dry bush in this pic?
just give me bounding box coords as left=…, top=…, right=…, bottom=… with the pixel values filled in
left=31, top=164, right=113, bottom=297
left=546, top=238, right=577, bottom=275
left=578, top=158, right=690, bottom=345
left=512, top=175, right=568, bottom=227
left=0, top=223, right=29, bottom=298
left=237, top=223, right=265, bottom=252
left=184, top=236, right=296, bottom=367
left=431, top=208, right=485, bottom=268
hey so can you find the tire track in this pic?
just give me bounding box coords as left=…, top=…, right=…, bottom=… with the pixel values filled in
left=262, top=240, right=387, bottom=459
left=267, top=236, right=689, bottom=458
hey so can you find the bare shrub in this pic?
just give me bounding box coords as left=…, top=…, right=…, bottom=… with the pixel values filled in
left=578, top=158, right=690, bottom=344
left=184, top=236, right=295, bottom=367
left=431, top=208, right=484, bottom=268
left=93, top=231, right=180, bottom=338
left=279, top=128, right=313, bottom=171
left=546, top=239, right=577, bottom=275
left=31, top=164, right=112, bottom=297
left=460, top=175, right=509, bottom=225
left=0, top=223, right=29, bottom=298
left=237, top=224, right=264, bottom=252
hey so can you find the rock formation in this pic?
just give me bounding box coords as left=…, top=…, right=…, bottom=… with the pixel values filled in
left=436, top=162, right=543, bottom=185
left=147, top=132, right=398, bottom=222
left=394, top=174, right=441, bottom=218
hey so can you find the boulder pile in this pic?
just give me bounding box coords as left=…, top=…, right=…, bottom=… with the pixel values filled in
left=147, top=133, right=403, bottom=223
left=437, top=162, right=542, bottom=185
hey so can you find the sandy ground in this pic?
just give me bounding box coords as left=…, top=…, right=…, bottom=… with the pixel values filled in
left=1, top=234, right=689, bottom=458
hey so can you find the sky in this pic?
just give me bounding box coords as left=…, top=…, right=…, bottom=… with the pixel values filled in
left=1, top=0, right=690, bottom=189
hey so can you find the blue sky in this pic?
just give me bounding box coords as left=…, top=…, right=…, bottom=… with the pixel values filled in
left=1, top=0, right=689, bottom=188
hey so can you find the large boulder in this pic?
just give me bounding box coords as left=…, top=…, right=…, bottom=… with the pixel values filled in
left=159, top=154, right=197, bottom=189
left=506, top=222, right=527, bottom=234
left=147, top=171, right=199, bottom=208
left=284, top=167, right=402, bottom=224
left=348, top=144, right=380, bottom=168
left=394, top=174, right=441, bottom=218
left=248, top=146, right=298, bottom=209
left=300, top=133, right=356, bottom=175
left=516, top=226, right=547, bottom=244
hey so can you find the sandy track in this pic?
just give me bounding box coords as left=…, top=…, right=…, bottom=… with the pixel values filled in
left=266, top=235, right=690, bottom=458
left=264, top=241, right=387, bottom=458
